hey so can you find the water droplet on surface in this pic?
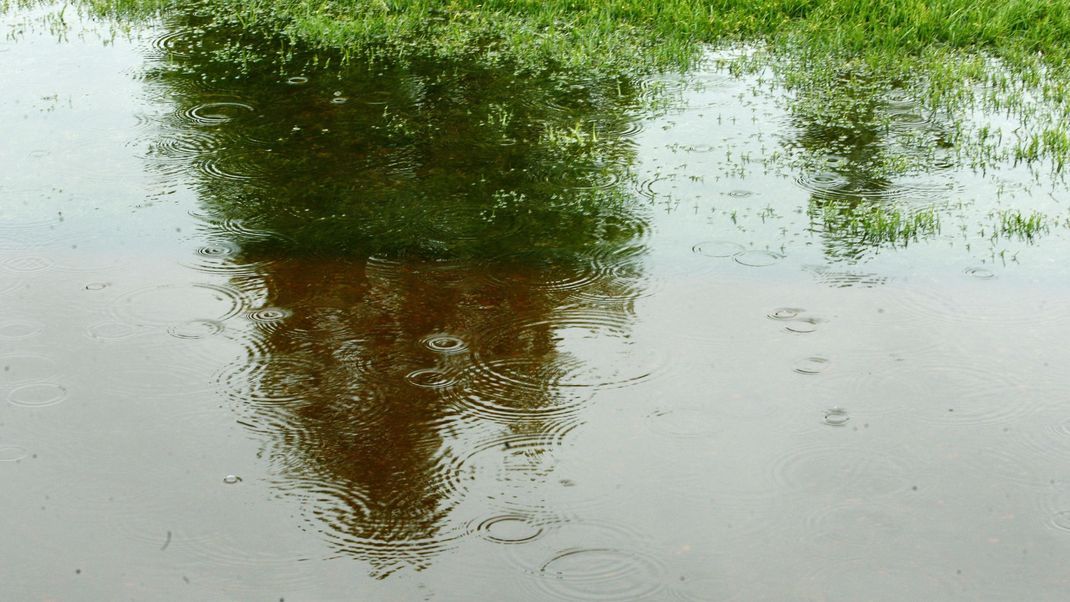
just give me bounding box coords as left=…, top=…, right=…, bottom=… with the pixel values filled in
left=794, top=356, right=831, bottom=375
left=964, top=267, right=995, bottom=279
left=785, top=319, right=819, bottom=334
left=84, top=282, right=110, bottom=291
left=186, top=102, right=255, bottom=126
left=823, top=408, right=850, bottom=426
left=768, top=307, right=803, bottom=320
left=198, top=157, right=260, bottom=182
left=473, top=515, right=546, bottom=544
left=195, top=242, right=239, bottom=258
left=9, top=383, right=68, bottom=407
left=422, top=334, right=468, bottom=354
left=800, top=171, right=848, bottom=192
left=248, top=307, right=292, bottom=324
left=149, top=27, right=197, bottom=54
left=0, top=445, right=29, bottom=462
left=734, top=250, right=783, bottom=267
left=167, top=319, right=224, bottom=339
left=223, top=475, right=242, bottom=484
left=405, top=368, right=456, bottom=389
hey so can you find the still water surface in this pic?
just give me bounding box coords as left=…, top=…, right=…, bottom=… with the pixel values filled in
left=4, top=6, right=1070, bottom=600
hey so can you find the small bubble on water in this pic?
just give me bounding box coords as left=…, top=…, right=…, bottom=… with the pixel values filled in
left=964, top=267, right=995, bottom=279
left=85, top=282, right=110, bottom=291
left=248, top=307, right=292, bottom=324
left=9, top=383, right=68, bottom=407
left=195, top=243, right=238, bottom=258
left=786, top=319, right=819, bottom=334
left=473, top=515, right=546, bottom=544
left=422, top=334, right=468, bottom=354
left=0, top=445, right=29, bottom=462
left=222, top=474, right=242, bottom=484
left=823, top=408, right=850, bottom=426
left=405, top=368, right=455, bottom=389
left=794, top=356, right=830, bottom=375
left=286, top=76, right=308, bottom=85
left=734, top=250, right=783, bottom=267
left=768, top=307, right=803, bottom=320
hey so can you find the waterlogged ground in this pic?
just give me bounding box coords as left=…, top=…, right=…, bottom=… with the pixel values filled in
left=5, top=6, right=1070, bottom=601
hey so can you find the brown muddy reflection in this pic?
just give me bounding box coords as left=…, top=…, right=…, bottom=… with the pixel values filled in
left=232, top=257, right=604, bottom=577
left=146, top=14, right=649, bottom=576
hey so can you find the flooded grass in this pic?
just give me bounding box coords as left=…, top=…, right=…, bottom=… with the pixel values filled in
left=9, top=0, right=1070, bottom=172
left=996, top=209, right=1047, bottom=240
left=64, top=0, right=1070, bottom=75
left=812, top=203, right=941, bottom=247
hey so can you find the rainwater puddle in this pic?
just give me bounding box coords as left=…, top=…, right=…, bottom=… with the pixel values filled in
left=4, top=3, right=1070, bottom=600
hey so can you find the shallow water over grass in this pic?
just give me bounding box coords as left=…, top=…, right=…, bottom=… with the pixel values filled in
left=5, top=6, right=1070, bottom=600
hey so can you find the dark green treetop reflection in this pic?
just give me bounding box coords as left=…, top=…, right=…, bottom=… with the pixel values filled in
left=146, top=13, right=646, bottom=263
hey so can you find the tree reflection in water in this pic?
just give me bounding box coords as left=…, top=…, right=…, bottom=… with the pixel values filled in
left=145, top=13, right=651, bottom=576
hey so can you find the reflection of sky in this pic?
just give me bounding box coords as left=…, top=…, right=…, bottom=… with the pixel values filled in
left=0, top=13, right=200, bottom=259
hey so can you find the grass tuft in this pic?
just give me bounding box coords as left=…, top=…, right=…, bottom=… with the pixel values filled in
left=812, top=202, right=941, bottom=247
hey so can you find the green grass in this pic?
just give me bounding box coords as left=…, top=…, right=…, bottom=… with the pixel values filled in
left=996, top=209, right=1047, bottom=239
left=13, top=0, right=1070, bottom=173
left=44, top=0, right=1070, bottom=172
left=64, top=0, right=1070, bottom=78
left=812, top=202, right=941, bottom=247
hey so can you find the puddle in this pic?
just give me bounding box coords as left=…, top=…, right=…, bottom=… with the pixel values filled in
left=4, top=3, right=1070, bottom=600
